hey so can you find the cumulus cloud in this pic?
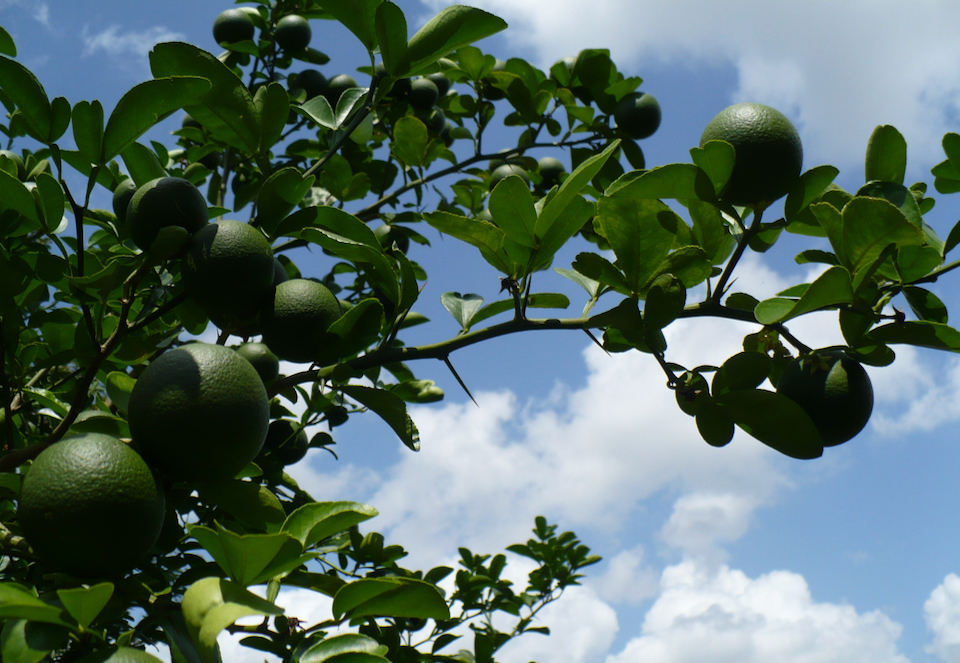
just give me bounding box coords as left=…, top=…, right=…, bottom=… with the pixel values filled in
left=423, top=0, right=960, bottom=173
left=607, top=560, right=909, bottom=663
left=82, top=25, right=185, bottom=60
left=591, top=545, right=660, bottom=605
left=659, top=492, right=759, bottom=564
left=926, top=574, right=960, bottom=662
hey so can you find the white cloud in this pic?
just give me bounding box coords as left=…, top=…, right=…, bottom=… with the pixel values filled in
left=926, top=574, right=960, bottom=662
left=608, top=560, right=909, bottom=663
left=591, top=545, right=660, bottom=606
left=871, top=354, right=960, bottom=436
left=659, top=493, right=759, bottom=564
left=0, top=0, right=50, bottom=26
left=423, top=0, right=960, bottom=174
left=82, top=25, right=185, bottom=60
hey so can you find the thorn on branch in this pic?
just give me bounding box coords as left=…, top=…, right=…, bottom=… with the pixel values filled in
left=442, top=356, right=478, bottom=407
left=582, top=329, right=609, bottom=356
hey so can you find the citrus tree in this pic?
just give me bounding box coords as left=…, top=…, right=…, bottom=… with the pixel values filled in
left=2, top=1, right=960, bottom=661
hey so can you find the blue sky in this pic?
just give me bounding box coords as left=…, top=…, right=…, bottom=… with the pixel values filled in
left=5, top=1, right=960, bottom=662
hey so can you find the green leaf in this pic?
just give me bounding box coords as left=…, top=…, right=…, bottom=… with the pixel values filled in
left=842, top=197, right=925, bottom=276
left=198, top=481, right=287, bottom=533
left=754, top=266, right=854, bottom=324
left=0, top=584, right=74, bottom=627
left=695, top=400, right=734, bottom=447
left=687, top=200, right=735, bottom=264
left=255, top=82, right=289, bottom=155
left=56, top=583, right=113, bottom=630
left=339, top=385, right=420, bottom=451
left=120, top=141, right=167, bottom=186
left=490, top=176, right=537, bottom=248
left=376, top=2, right=408, bottom=75
left=0, top=165, right=39, bottom=224
left=867, top=321, right=960, bottom=351
left=711, top=352, right=771, bottom=397
left=903, top=286, right=948, bottom=324
left=424, top=210, right=514, bottom=275
left=605, top=163, right=715, bottom=201
left=296, top=95, right=336, bottom=129
left=400, top=5, right=507, bottom=76
left=896, top=245, right=942, bottom=284
left=34, top=172, right=64, bottom=230
left=327, top=298, right=385, bottom=358
left=690, top=140, right=734, bottom=196
left=715, top=390, right=824, bottom=459
left=0, top=27, right=16, bottom=56
left=643, top=274, right=685, bottom=329
left=865, top=125, right=906, bottom=185
left=181, top=577, right=282, bottom=663
left=322, top=0, right=383, bottom=51
left=256, top=168, right=314, bottom=235
left=441, top=292, right=484, bottom=332
left=103, top=77, right=211, bottom=161
left=0, top=55, right=51, bottom=142
left=282, top=501, right=378, bottom=548
left=104, top=371, right=136, bottom=414
left=150, top=42, right=260, bottom=152
left=332, top=577, right=450, bottom=620
left=301, top=633, right=389, bottom=663
left=536, top=141, right=619, bottom=240
left=189, top=524, right=311, bottom=587
left=784, top=165, right=839, bottom=223
left=596, top=196, right=681, bottom=295
left=572, top=251, right=631, bottom=295
left=103, top=648, right=166, bottom=663
left=390, top=116, right=430, bottom=167
left=49, top=96, right=71, bottom=143
left=1, top=620, right=70, bottom=663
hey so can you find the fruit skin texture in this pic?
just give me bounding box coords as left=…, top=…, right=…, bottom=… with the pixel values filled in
left=181, top=220, right=275, bottom=331
left=128, top=343, right=270, bottom=482
left=275, top=14, right=311, bottom=52
left=236, top=342, right=280, bottom=383
left=125, top=177, right=208, bottom=251
left=776, top=349, right=874, bottom=446
left=213, top=9, right=255, bottom=45
left=295, top=69, right=328, bottom=99
left=17, top=433, right=165, bottom=578
left=261, top=279, right=342, bottom=364
left=700, top=102, right=803, bottom=208
left=538, top=156, right=566, bottom=187
left=112, top=178, right=137, bottom=224
left=613, top=92, right=661, bottom=140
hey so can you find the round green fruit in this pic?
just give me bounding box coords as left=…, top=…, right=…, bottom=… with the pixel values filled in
left=112, top=178, right=137, bottom=224
left=128, top=343, right=270, bottom=482
left=408, top=78, right=440, bottom=110
left=295, top=69, right=329, bottom=99
left=537, top=156, right=566, bottom=187
left=776, top=349, right=874, bottom=446
left=213, top=8, right=255, bottom=45
left=426, top=72, right=451, bottom=97
left=325, top=74, right=358, bottom=107
left=489, top=163, right=529, bottom=189
left=181, top=220, right=275, bottom=331
left=18, top=433, right=165, bottom=578
left=613, top=92, right=661, bottom=140
left=482, top=59, right=507, bottom=100
left=125, top=177, right=208, bottom=251
left=261, top=279, right=342, bottom=364
left=264, top=419, right=309, bottom=465
left=700, top=102, right=803, bottom=208
left=236, top=342, right=280, bottom=383
left=275, top=14, right=311, bottom=52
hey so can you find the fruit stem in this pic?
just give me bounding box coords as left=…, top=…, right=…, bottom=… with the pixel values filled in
left=709, top=206, right=765, bottom=305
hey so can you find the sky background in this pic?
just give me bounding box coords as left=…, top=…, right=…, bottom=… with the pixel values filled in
left=5, top=1, right=960, bottom=662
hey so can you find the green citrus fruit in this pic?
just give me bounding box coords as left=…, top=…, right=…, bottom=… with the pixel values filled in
left=613, top=92, right=661, bottom=140
left=490, top=163, right=529, bottom=189
left=236, top=342, right=280, bottom=383
left=275, top=14, right=311, bottom=52
left=440, top=121, right=456, bottom=147
left=0, top=149, right=25, bottom=180
left=295, top=69, right=328, bottom=99
left=128, top=343, right=269, bottom=482
left=102, top=647, right=167, bottom=663
left=415, top=107, right=446, bottom=133
left=537, top=156, right=566, bottom=187
left=700, top=102, right=803, bottom=208
left=126, top=177, right=208, bottom=251
left=181, top=220, right=275, bottom=332
left=426, top=72, right=451, bottom=97
left=213, top=8, right=255, bottom=45
left=325, top=74, right=358, bottom=107
left=261, top=279, right=342, bottom=364
left=264, top=419, right=308, bottom=465
left=112, top=178, right=137, bottom=224
left=18, top=433, right=165, bottom=578
left=408, top=78, right=440, bottom=110
left=776, top=349, right=873, bottom=446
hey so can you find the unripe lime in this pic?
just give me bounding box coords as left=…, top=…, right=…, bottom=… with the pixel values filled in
left=276, top=14, right=311, bottom=52
left=126, top=177, right=208, bottom=251
left=776, top=349, right=873, bottom=446
left=128, top=343, right=270, bottom=482
left=261, top=279, right=342, bottom=364
left=18, top=433, right=165, bottom=578
left=426, top=72, right=451, bottom=97
left=613, top=92, right=661, bottom=140
left=325, top=74, right=358, bottom=107
left=112, top=178, right=137, bottom=224
left=490, top=163, right=529, bottom=189
left=264, top=419, right=308, bottom=465
left=236, top=342, right=280, bottom=383
left=295, top=69, right=329, bottom=99
left=700, top=102, right=803, bottom=207
left=213, top=9, right=255, bottom=45
left=408, top=78, right=440, bottom=110
left=537, top=156, right=566, bottom=187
